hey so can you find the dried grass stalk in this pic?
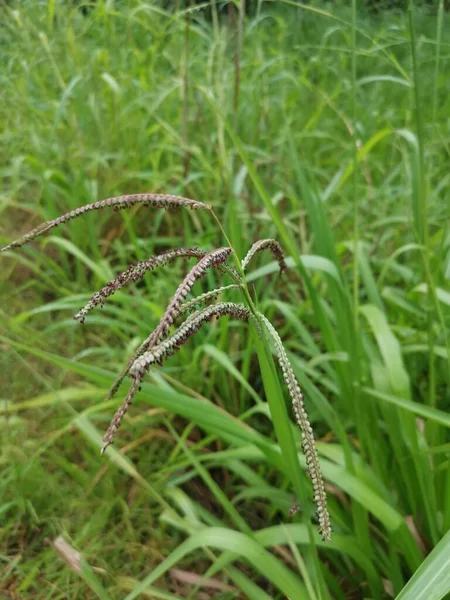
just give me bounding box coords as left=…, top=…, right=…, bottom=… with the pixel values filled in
left=1, top=194, right=211, bottom=252
left=105, top=247, right=232, bottom=402
left=258, top=312, right=331, bottom=541
left=51, top=536, right=82, bottom=575
left=241, top=239, right=287, bottom=273
left=74, top=248, right=207, bottom=322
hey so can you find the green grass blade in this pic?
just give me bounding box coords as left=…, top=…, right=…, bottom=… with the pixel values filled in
left=362, top=387, right=450, bottom=429
left=396, top=529, right=450, bottom=600
left=123, top=527, right=309, bottom=600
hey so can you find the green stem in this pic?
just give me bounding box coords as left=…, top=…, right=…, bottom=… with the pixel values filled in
left=351, top=0, right=359, bottom=333
left=432, top=0, right=444, bottom=123
left=210, top=208, right=259, bottom=316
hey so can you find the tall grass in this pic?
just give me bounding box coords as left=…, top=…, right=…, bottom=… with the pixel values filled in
left=1, top=0, right=449, bottom=598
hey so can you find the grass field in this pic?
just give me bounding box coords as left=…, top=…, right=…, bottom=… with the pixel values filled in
left=1, top=1, right=450, bottom=598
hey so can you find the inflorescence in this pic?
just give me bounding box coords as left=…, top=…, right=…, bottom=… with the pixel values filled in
left=1, top=193, right=331, bottom=540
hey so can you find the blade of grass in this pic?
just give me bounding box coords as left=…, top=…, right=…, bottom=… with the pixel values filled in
left=396, top=529, right=450, bottom=600
left=124, top=528, right=309, bottom=600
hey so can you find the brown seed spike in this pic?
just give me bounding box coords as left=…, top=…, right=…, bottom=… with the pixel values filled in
left=241, top=239, right=287, bottom=274
left=101, top=375, right=142, bottom=455
left=74, top=248, right=207, bottom=322
left=1, top=194, right=211, bottom=252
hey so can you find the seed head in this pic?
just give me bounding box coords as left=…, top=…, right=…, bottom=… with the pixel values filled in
left=1, top=193, right=211, bottom=252
left=258, top=312, right=331, bottom=541
left=74, top=248, right=207, bottom=322
left=242, top=239, right=287, bottom=274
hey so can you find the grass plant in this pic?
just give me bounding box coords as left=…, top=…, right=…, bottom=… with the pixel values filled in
left=1, top=0, right=449, bottom=598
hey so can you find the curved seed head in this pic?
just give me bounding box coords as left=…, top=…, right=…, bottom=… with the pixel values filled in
left=74, top=248, right=207, bottom=322
left=242, top=239, right=287, bottom=274
left=1, top=193, right=212, bottom=252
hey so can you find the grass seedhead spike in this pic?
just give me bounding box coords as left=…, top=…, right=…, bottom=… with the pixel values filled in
left=1, top=193, right=211, bottom=252
left=74, top=248, right=207, bottom=322
left=242, top=239, right=287, bottom=274
left=258, top=312, right=331, bottom=542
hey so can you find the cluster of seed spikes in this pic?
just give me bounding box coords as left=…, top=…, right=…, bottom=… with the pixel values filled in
left=1, top=193, right=331, bottom=541
left=102, top=246, right=234, bottom=403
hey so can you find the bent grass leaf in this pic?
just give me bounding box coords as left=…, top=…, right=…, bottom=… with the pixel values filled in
left=363, top=387, right=450, bottom=429
left=247, top=254, right=343, bottom=285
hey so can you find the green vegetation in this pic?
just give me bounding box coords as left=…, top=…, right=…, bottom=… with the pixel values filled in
left=1, top=1, right=449, bottom=598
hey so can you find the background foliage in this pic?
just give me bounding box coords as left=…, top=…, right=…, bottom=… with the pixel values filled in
left=1, top=0, right=449, bottom=598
